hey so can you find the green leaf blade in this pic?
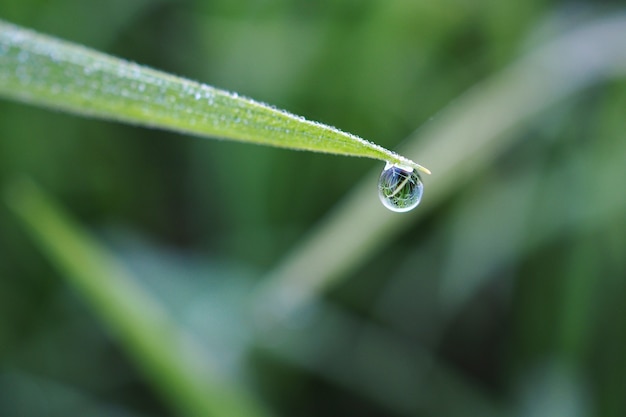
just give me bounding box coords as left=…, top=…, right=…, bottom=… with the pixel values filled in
left=4, top=178, right=273, bottom=417
left=0, top=19, right=429, bottom=173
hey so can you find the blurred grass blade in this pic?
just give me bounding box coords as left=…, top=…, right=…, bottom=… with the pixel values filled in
left=260, top=15, right=626, bottom=313
left=0, top=19, right=428, bottom=173
left=4, top=179, right=272, bottom=417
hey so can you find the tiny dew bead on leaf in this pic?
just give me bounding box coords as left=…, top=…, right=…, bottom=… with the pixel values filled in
left=378, top=162, right=424, bottom=212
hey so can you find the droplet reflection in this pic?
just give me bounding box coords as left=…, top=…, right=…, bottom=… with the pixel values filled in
left=378, top=163, right=423, bottom=212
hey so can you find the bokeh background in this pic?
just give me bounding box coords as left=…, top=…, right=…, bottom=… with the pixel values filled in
left=1, top=1, right=625, bottom=416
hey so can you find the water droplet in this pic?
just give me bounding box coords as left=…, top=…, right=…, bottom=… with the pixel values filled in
left=378, top=163, right=423, bottom=212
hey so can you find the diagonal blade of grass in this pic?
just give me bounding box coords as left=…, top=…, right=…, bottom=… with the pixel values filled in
left=0, top=19, right=428, bottom=174
left=4, top=179, right=273, bottom=417
left=259, top=14, right=626, bottom=314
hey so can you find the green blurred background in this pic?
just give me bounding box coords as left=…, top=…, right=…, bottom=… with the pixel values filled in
left=1, top=0, right=625, bottom=416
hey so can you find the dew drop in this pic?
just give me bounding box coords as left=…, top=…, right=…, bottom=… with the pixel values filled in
left=378, top=162, right=423, bottom=212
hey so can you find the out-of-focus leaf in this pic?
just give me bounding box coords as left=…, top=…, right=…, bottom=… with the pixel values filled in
left=261, top=14, right=626, bottom=314
left=4, top=179, right=272, bottom=417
